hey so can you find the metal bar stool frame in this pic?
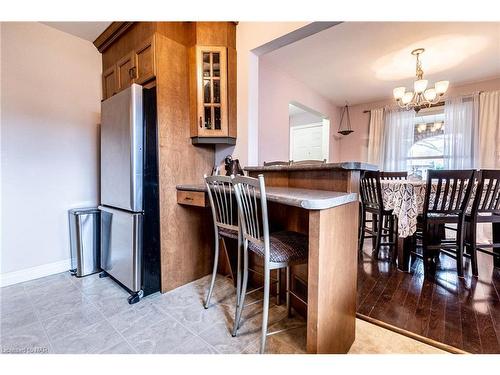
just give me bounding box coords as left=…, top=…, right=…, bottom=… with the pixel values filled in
left=231, top=174, right=307, bottom=354
left=204, top=175, right=281, bottom=310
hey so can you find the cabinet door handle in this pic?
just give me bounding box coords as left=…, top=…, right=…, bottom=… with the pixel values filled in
left=129, top=67, right=137, bottom=79
left=199, top=116, right=203, bottom=128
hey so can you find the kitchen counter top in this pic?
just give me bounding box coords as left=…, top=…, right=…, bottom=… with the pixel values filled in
left=244, top=161, right=377, bottom=173
left=176, top=184, right=357, bottom=210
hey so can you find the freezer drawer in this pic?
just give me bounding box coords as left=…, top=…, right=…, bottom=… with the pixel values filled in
left=100, top=206, right=142, bottom=292
left=101, top=84, right=143, bottom=212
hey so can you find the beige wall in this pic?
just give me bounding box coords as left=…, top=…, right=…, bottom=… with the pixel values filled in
left=339, top=77, right=500, bottom=163
left=215, top=22, right=308, bottom=167
left=1, top=22, right=101, bottom=284
left=258, top=58, right=341, bottom=164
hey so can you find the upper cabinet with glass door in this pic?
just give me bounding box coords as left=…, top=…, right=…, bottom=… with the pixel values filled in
left=199, top=46, right=227, bottom=136
left=190, top=39, right=237, bottom=144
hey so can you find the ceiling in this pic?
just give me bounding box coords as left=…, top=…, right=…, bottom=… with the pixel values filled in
left=261, top=22, right=500, bottom=106
left=41, top=22, right=112, bottom=42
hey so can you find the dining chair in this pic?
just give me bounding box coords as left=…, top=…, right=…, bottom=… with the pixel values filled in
left=380, top=171, right=408, bottom=180
left=231, top=174, right=308, bottom=354
left=359, top=170, right=397, bottom=259
left=290, top=159, right=327, bottom=165
left=465, top=169, right=500, bottom=276
left=263, top=160, right=291, bottom=166
left=204, top=175, right=240, bottom=309
left=419, top=169, right=475, bottom=277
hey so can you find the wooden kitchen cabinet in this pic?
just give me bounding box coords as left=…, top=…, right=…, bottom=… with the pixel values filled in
left=196, top=46, right=228, bottom=137
left=116, top=52, right=135, bottom=92
left=189, top=23, right=237, bottom=145
left=100, top=35, right=156, bottom=100
left=94, top=21, right=235, bottom=294
left=102, top=65, right=117, bottom=100
left=134, top=37, right=155, bottom=84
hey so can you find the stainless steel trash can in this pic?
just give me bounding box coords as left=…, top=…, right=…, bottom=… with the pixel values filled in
left=68, top=208, right=101, bottom=277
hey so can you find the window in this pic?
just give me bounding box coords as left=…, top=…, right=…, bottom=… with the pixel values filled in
left=406, top=107, right=445, bottom=179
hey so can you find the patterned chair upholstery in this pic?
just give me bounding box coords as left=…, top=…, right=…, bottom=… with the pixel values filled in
left=248, top=231, right=308, bottom=263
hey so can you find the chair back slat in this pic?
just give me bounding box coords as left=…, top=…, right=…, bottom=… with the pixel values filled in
left=360, top=171, right=383, bottom=210
left=448, top=178, right=458, bottom=211
left=441, top=179, right=451, bottom=211
left=488, top=178, right=500, bottom=211
left=380, top=171, right=408, bottom=180
left=433, top=178, right=442, bottom=211
left=424, top=170, right=474, bottom=216
left=264, top=160, right=291, bottom=166
left=290, top=159, right=327, bottom=166
left=473, top=170, right=500, bottom=214
left=232, top=175, right=268, bottom=248
left=205, top=175, right=238, bottom=230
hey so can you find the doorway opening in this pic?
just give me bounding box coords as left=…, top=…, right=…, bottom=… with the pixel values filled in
left=288, top=102, right=330, bottom=162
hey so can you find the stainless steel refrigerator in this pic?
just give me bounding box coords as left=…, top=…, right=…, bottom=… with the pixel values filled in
left=99, top=83, right=160, bottom=304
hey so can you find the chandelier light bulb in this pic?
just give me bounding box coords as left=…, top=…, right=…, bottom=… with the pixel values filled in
left=402, top=91, right=414, bottom=105
left=393, top=87, right=406, bottom=100
left=414, top=79, right=428, bottom=94
left=435, top=81, right=450, bottom=95
left=433, top=121, right=442, bottom=131
left=424, top=88, right=437, bottom=101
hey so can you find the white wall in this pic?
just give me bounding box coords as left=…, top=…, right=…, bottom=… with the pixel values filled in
left=1, top=22, right=101, bottom=285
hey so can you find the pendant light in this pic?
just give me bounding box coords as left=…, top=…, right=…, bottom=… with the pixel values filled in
left=393, top=48, right=449, bottom=111
left=338, top=103, right=354, bottom=136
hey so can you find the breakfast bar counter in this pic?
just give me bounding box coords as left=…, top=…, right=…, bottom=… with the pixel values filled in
left=176, top=161, right=375, bottom=354
left=176, top=184, right=357, bottom=210
left=244, top=161, right=376, bottom=194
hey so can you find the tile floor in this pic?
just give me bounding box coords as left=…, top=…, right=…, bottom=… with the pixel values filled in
left=0, top=272, right=445, bottom=354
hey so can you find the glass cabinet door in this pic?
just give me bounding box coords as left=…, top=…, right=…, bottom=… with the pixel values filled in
left=197, top=46, right=227, bottom=136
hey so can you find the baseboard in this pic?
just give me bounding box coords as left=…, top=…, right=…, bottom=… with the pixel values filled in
left=0, top=259, right=71, bottom=287
left=356, top=313, right=468, bottom=354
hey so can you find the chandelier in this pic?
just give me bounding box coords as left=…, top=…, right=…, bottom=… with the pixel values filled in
left=393, top=48, right=449, bottom=111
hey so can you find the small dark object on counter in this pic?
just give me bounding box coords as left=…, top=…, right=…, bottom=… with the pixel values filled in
left=224, top=155, right=244, bottom=176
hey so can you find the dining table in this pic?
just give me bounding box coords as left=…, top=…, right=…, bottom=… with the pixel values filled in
left=380, top=178, right=500, bottom=271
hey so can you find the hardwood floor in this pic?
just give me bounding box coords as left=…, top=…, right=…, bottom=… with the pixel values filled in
left=357, top=244, right=500, bottom=353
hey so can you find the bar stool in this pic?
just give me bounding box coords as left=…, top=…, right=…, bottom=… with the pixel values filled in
left=231, top=174, right=308, bottom=354
left=204, top=175, right=240, bottom=309
left=290, top=159, right=327, bottom=166
left=263, top=160, right=291, bottom=166
left=204, top=175, right=282, bottom=309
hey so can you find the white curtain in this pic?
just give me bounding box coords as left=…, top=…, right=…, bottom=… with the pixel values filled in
left=367, top=108, right=384, bottom=166
left=479, top=90, right=500, bottom=168
left=477, top=91, right=500, bottom=244
left=382, top=108, right=415, bottom=171
left=443, top=94, right=479, bottom=169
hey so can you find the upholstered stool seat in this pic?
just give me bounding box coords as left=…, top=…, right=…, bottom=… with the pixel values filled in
left=218, top=227, right=239, bottom=240
left=248, top=231, right=308, bottom=263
